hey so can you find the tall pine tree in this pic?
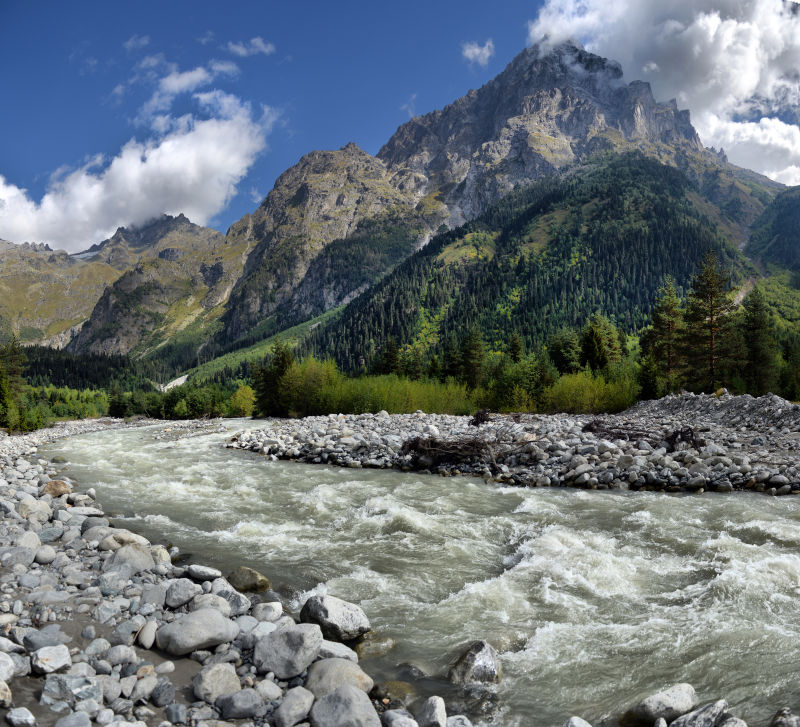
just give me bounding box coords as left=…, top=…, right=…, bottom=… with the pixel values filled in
left=740, top=286, right=778, bottom=395
left=647, top=276, right=684, bottom=391
left=681, top=251, right=738, bottom=392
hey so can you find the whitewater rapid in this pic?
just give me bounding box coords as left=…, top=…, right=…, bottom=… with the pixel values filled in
left=43, top=420, right=800, bottom=726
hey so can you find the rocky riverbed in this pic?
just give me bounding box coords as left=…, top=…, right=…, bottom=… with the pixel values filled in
left=229, top=391, right=800, bottom=496
left=3, top=394, right=800, bottom=727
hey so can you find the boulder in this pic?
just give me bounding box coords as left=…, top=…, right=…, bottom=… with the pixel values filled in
left=216, top=688, right=265, bottom=719
left=165, top=578, right=201, bottom=608
left=227, top=566, right=270, bottom=592
left=0, top=679, right=10, bottom=708
left=300, top=595, right=371, bottom=642
left=102, top=544, right=154, bottom=574
left=192, top=663, right=241, bottom=704
left=383, top=710, right=419, bottom=727
left=416, top=696, right=447, bottom=727
left=624, top=683, right=699, bottom=726
left=190, top=593, right=232, bottom=617
left=273, top=686, right=315, bottom=727
left=31, top=645, right=72, bottom=674
left=305, top=658, right=374, bottom=698
left=156, top=609, right=240, bottom=656
left=44, top=480, right=72, bottom=497
left=772, top=709, right=800, bottom=727
left=255, top=679, right=283, bottom=702
left=448, top=641, right=501, bottom=685
left=253, top=623, right=322, bottom=679
left=6, top=707, right=36, bottom=727
left=309, top=684, right=381, bottom=727
left=671, top=701, right=729, bottom=727
left=563, top=719, right=592, bottom=727
left=186, top=564, right=222, bottom=581
left=0, top=653, right=15, bottom=681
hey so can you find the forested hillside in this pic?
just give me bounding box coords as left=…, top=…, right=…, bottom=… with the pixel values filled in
left=308, top=153, right=751, bottom=372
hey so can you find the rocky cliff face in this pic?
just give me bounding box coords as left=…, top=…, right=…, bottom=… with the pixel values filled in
left=221, top=40, right=712, bottom=343
left=66, top=215, right=253, bottom=356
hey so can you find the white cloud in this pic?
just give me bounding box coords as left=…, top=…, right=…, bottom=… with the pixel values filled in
left=123, top=34, right=150, bottom=51
left=462, top=39, right=495, bottom=67
left=401, top=93, right=417, bottom=119
left=527, top=0, right=800, bottom=184
left=0, top=95, right=277, bottom=251
left=139, top=61, right=239, bottom=121
left=226, top=37, right=276, bottom=57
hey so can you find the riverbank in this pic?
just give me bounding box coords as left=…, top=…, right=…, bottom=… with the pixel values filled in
left=2, top=394, right=800, bottom=727
left=229, top=391, right=800, bottom=496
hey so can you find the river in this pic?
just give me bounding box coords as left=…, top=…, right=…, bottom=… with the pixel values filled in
left=42, top=420, right=800, bottom=727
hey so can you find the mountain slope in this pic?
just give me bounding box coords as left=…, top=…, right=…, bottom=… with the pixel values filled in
left=307, top=153, right=752, bottom=371
left=218, top=40, right=747, bottom=349
left=66, top=215, right=252, bottom=357
left=746, top=187, right=800, bottom=270
left=0, top=241, right=121, bottom=347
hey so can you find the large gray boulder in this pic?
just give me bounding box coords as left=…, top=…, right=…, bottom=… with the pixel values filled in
left=310, top=684, right=381, bottom=727
left=624, top=683, right=699, bottom=726
left=165, top=578, right=202, bottom=608
left=448, top=641, right=501, bottom=685
left=0, top=653, right=15, bottom=682
left=192, top=662, right=241, bottom=703
left=156, top=609, right=240, bottom=656
left=227, top=565, right=271, bottom=592
left=383, top=710, right=419, bottom=727
left=305, top=658, right=374, bottom=698
left=671, top=701, right=729, bottom=727
left=253, top=623, right=322, bottom=679
left=31, top=645, right=72, bottom=674
left=102, top=544, right=154, bottom=574
left=563, top=718, right=592, bottom=727
left=416, top=696, right=447, bottom=727
left=301, top=595, right=371, bottom=642
left=273, top=686, right=315, bottom=727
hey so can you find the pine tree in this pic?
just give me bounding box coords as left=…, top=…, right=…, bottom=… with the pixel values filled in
left=0, top=336, right=26, bottom=397
left=548, top=328, right=581, bottom=374
left=648, top=276, right=684, bottom=391
left=681, top=251, right=738, bottom=392
left=580, top=313, right=621, bottom=371
left=509, top=332, right=523, bottom=363
left=740, top=286, right=779, bottom=395
left=460, top=328, right=486, bottom=389
left=375, top=338, right=399, bottom=375
left=0, top=364, right=9, bottom=429
left=252, top=342, right=296, bottom=416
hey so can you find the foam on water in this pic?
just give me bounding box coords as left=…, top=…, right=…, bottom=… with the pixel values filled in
left=43, top=422, right=800, bottom=727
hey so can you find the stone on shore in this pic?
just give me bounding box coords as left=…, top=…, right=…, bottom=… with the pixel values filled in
left=670, top=700, right=729, bottom=727
left=253, top=623, right=323, bottom=679
left=0, top=653, right=14, bottom=682
left=448, top=641, right=501, bottom=685
left=309, top=684, right=381, bottom=727
left=273, top=686, right=315, bottom=727
left=772, top=708, right=800, bottom=727
left=102, top=543, right=154, bottom=574
left=216, top=688, right=265, bottom=720
left=416, top=696, right=447, bottom=727
left=156, top=609, right=240, bottom=656
left=564, top=718, right=592, bottom=727
left=383, top=710, right=419, bottom=727
left=300, top=594, right=371, bottom=642
left=31, top=645, right=72, bottom=674
left=624, top=683, right=699, bottom=726
left=5, top=707, right=36, bottom=727
left=227, top=565, right=270, bottom=592
left=192, top=662, right=241, bottom=704
left=304, top=658, right=374, bottom=697
left=0, top=680, right=11, bottom=709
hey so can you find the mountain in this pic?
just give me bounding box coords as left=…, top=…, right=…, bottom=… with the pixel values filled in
left=305, top=152, right=753, bottom=371
left=0, top=241, right=120, bottom=347
left=746, top=187, right=800, bottom=270
left=218, top=39, right=755, bottom=350
left=66, top=214, right=253, bottom=359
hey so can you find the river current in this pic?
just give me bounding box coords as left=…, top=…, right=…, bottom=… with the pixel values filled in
left=42, top=420, right=800, bottom=727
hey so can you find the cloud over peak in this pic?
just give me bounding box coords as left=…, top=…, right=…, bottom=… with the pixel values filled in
left=528, top=0, right=800, bottom=184
left=461, top=39, right=495, bottom=67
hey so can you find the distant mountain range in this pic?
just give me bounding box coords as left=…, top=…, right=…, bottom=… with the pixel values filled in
left=2, top=39, right=797, bottom=380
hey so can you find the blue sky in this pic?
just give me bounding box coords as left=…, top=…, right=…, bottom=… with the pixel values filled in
left=2, top=1, right=799, bottom=252
left=0, top=0, right=543, bottom=250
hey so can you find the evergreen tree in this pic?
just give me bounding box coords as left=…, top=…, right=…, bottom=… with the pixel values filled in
left=509, top=332, right=523, bottom=363
left=375, top=338, right=399, bottom=375
left=442, top=335, right=462, bottom=381
left=460, top=329, right=486, bottom=389
left=580, top=313, right=621, bottom=371
left=647, top=276, right=684, bottom=391
left=252, top=342, right=296, bottom=416
left=681, top=251, right=738, bottom=392
left=0, top=364, right=9, bottom=429
left=548, top=328, right=582, bottom=374
left=0, top=336, right=26, bottom=397
left=740, top=287, right=779, bottom=395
